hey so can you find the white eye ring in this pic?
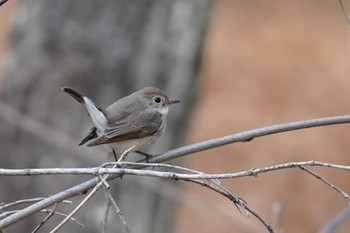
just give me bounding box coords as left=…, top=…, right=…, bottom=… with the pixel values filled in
left=153, top=97, right=162, bottom=103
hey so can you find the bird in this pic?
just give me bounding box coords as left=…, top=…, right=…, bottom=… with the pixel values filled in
left=62, top=87, right=180, bottom=161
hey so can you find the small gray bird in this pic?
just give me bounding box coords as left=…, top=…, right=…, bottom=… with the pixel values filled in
left=62, top=87, right=180, bottom=161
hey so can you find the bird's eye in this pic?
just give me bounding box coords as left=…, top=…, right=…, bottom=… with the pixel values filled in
left=153, top=97, right=162, bottom=103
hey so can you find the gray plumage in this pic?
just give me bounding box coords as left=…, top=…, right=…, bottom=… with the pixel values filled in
left=62, top=87, right=179, bottom=158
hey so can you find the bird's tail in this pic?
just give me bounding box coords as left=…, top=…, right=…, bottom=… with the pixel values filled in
left=62, top=87, right=107, bottom=132
left=62, top=87, right=85, bottom=103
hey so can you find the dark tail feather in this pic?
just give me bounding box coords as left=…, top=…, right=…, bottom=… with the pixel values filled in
left=62, top=87, right=85, bottom=104
left=79, top=127, right=98, bottom=146
left=62, top=87, right=105, bottom=113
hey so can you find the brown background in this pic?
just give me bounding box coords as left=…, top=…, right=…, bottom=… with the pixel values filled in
left=175, top=1, right=350, bottom=233
left=1, top=0, right=350, bottom=232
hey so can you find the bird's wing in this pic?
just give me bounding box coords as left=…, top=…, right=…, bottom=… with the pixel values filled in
left=79, top=127, right=98, bottom=146
left=87, top=106, right=163, bottom=146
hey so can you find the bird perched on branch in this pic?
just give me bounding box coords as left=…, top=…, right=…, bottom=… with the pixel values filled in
left=62, top=87, right=180, bottom=161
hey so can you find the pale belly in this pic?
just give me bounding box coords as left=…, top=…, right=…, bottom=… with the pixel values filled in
left=106, top=135, right=158, bottom=156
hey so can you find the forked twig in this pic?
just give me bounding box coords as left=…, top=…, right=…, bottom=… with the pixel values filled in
left=1, top=116, right=350, bottom=231
left=32, top=203, right=58, bottom=233
left=184, top=178, right=273, bottom=232
left=41, top=209, right=84, bottom=228
left=49, top=147, right=134, bottom=233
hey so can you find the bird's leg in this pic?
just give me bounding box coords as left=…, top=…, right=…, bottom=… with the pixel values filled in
left=112, top=149, right=118, bottom=162
left=135, top=150, right=153, bottom=162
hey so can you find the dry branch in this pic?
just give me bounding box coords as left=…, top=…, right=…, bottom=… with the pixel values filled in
left=0, top=161, right=349, bottom=178
left=1, top=115, right=350, bottom=231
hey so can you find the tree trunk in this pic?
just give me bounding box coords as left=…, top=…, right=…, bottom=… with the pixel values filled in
left=0, top=0, right=212, bottom=232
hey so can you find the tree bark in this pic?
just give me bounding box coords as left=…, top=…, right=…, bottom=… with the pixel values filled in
left=0, top=0, right=212, bottom=232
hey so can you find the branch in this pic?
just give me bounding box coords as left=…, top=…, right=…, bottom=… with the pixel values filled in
left=149, top=115, right=350, bottom=163
left=103, top=189, right=130, bottom=233
left=1, top=115, right=350, bottom=229
left=32, top=203, right=58, bottom=233
left=0, top=161, right=349, bottom=178
left=0, top=198, right=71, bottom=211
left=49, top=148, right=133, bottom=232
left=0, top=208, right=84, bottom=228
left=0, top=177, right=102, bottom=229
left=40, top=209, right=84, bottom=228
left=299, top=166, right=350, bottom=203
left=1, top=161, right=349, bottom=232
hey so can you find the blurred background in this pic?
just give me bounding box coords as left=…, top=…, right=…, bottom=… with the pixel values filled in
left=1, top=0, right=350, bottom=233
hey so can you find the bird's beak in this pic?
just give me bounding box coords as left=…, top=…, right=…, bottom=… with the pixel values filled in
left=168, top=99, right=180, bottom=104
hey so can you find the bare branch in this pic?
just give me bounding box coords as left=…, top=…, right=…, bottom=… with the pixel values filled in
left=32, top=203, right=58, bottom=233
left=1, top=115, right=350, bottom=230
left=0, top=198, right=71, bottom=211
left=185, top=178, right=273, bottom=232
left=50, top=148, right=133, bottom=232
left=0, top=161, right=349, bottom=179
left=2, top=160, right=348, bottom=232
left=149, top=115, right=350, bottom=163
left=40, top=209, right=84, bottom=228
left=49, top=185, right=97, bottom=232
left=0, top=174, right=105, bottom=229
left=299, top=166, right=350, bottom=203
left=104, top=189, right=130, bottom=233
left=0, top=208, right=84, bottom=228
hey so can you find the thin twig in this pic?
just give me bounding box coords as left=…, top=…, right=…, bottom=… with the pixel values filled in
left=49, top=183, right=99, bottom=232
left=32, top=203, right=58, bottom=233
left=103, top=161, right=207, bottom=174
left=0, top=198, right=71, bottom=211
left=243, top=204, right=274, bottom=233
left=184, top=178, right=273, bottom=232
left=0, top=211, right=17, bottom=219
left=0, top=208, right=84, bottom=228
left=299, top=166, right=350, bottom=203
left=50, top=148, right=133, bottom=233
left=104, top=189, right=130, bottom=233
left=40, top=209, right=84, bottom=228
